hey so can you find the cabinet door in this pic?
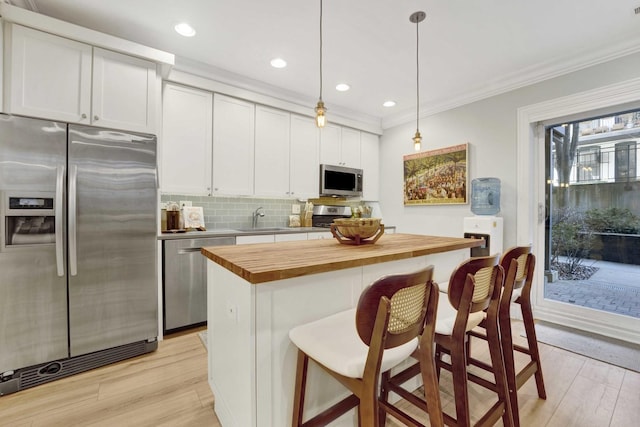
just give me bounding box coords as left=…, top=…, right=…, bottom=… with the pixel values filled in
left=274, top=233, right=307, bottom=242
left=212, top=94, right=255, bottom=195
left=236, top=234, right=275, bottom=245
left=290, top=114, right=320, bottom=199
left=161, top=83, right=213, bottom=195
left=319, top=123, right=342, bottom=165
left=307, top=231, right=333, bottom=240
left=254, top=106, right=290, bottom=197
left=360, top=132, right=380, bottom=201
left=340, top=127, right=361, bottom=168
left=92, top=47, right=156, bottom=133
left=6, top=24, right=92, bottom=123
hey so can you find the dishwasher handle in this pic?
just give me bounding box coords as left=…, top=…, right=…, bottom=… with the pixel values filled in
left=178, top=247, right=205, bottom=255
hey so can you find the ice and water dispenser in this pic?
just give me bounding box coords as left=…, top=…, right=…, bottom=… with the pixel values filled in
left=2, top=193, right=56, bottom=249
left=464, top=178, right=503, bottom=257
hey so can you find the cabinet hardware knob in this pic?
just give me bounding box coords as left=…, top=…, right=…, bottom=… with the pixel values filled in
left=81, top=113, right=87, bottom=119
left=94, top=115, right=99, bottom=121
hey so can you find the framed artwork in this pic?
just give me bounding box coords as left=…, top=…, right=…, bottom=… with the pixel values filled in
left=403, top=143, right=468, bottom=205
left=182, top=206, right=206, bottom=229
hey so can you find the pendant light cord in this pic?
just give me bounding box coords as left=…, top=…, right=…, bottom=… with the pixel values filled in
left=415, top=18, right=419, bottom=133
left=319, top=0, right=323, bottom=102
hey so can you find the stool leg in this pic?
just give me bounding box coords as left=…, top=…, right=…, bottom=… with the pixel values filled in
left=487, top=319, right=514, bottom=427
left=418, top=340, right=444, bottom=427
left=359, top=379, right=378, bottom=427
left=292, top=350, right=309, bottom=427
left=379, top=371, right=390, bottom=427
left=499, top=313, right=519, bottom=427
left=519, top=300, right=546, bottom=399
left=450, top=337, right=471, bottom=427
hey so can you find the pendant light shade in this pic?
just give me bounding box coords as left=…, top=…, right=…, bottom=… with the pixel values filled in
left=315, top=0, right=327, bottom=128
left=315, top=100, right=326, bottom=127
left=410, top=11, right=426, bottom=151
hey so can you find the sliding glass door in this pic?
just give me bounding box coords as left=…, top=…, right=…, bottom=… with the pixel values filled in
left=539, top=109, right=640, bottom=338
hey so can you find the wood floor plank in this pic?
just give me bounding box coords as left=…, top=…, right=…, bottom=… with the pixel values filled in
left=0, top=321, right=635, bottom=427
left=546, top=373, right=619, bottom=427
left=610, top=370, right=640, bottom=427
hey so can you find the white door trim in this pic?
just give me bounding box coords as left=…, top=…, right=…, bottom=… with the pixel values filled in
left=516, top=77, right=640, bottom=344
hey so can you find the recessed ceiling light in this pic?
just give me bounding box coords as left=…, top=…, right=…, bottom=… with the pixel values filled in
left=335, top=83, right=350, bottom=92
left=270, top=58, right=287, bottom=68
left=383, top=101, right=396, bottom=107
left=174, top=22, right=196, bottom=37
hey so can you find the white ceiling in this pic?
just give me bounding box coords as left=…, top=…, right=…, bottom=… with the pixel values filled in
left=13, top=0, right=640, bottom=128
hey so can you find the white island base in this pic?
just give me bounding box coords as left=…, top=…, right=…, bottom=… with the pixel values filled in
left=206, top=247, right=471, bottom=426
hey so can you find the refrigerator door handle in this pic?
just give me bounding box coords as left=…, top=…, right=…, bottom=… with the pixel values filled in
left=69, top=164, right=78, bottom=276
left=55, top=165, right=65, bottom=277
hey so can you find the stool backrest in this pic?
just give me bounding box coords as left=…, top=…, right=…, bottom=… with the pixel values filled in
left=500, top=246, right=532, bottom=288
left=356, top=265, right=435, bottom=349
left=500, top=246, right=535, bottom=308
left=447, top=254, right=502, bottom=314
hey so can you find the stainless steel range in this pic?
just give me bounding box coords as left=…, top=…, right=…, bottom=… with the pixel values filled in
left=311, top=205, right=352, bottom=228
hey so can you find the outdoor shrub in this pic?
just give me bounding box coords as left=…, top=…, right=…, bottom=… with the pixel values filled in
left=585, top=207, right=640, bottom=234
left=551, top=207, right=593, bottom=274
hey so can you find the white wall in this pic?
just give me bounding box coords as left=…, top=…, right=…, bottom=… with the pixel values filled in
left=379, top=52, right=640, bottom=248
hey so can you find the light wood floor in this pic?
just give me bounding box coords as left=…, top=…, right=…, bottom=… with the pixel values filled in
left=1, top=321, right=638, bottom=426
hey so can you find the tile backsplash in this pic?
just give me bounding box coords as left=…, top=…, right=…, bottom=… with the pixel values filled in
left=160, top=194, right=301, bottom=230
left=160, top=194, right=378, bottom=230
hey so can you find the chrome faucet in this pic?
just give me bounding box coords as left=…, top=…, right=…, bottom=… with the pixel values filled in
left=252, top=207, right=265, bottom=228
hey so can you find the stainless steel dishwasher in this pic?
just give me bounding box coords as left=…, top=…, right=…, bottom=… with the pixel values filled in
left=163, top=236, right=235, bottom=333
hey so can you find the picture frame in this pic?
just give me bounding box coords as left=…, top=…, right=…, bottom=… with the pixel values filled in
left=182, top=206, right=206, bottom=229
left=403, top=143, right=469, bottom=205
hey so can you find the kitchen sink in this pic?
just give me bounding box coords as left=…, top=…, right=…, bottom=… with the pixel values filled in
left=233, top=227, right=291, bottom=232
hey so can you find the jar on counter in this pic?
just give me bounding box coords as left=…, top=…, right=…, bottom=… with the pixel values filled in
left=166, top=201, right=181, bottom=230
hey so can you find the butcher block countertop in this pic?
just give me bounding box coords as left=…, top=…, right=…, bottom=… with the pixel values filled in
left=201, top=233, right=483, bottom=284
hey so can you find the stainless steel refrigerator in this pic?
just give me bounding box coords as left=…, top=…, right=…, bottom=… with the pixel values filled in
left=0, top=115, right=158, bottom=395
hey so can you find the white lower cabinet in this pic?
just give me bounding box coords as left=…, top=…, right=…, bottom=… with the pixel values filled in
left=236, top=234, right=275, bottom=245
left=307, top=231, right=333, bottom=240
left=274, top=233, right=307, bottom=242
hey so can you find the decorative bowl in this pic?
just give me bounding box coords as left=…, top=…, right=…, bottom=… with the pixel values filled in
left=332, top=218, right=382, bottom=239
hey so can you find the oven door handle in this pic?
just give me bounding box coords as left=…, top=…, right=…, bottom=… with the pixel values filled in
left=55, top=165, right=65, bottom=277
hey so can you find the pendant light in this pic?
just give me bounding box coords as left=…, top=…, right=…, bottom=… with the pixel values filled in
left=410, top=11, right=426, bottom=151
left=315, top=0, right=327, bottom=128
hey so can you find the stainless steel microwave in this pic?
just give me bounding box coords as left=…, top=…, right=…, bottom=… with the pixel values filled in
left=319, top=164, right=363, bottom=197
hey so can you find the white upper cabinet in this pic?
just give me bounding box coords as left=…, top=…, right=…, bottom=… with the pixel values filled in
left=289, top=114, right=320, bottom=199
left=319, top=124, right=342, bottom=165
left=254, top=105, right=290, bottom=197
left=91, top=47, right=156, bottom=133
left=161, top=83, right=213, bottom=195
left=254, top=109, right=320, bottom=199
left=5, top=24, right=156, bottom=133
left=360, top=132, right=380, bottom=201
left=340, top=127, right=362, bottom=168
left=212, top=94, right=255, bottom=196
left=5, top=24, right=92, bottom=124
left=319, top=124, right=361, bottom=168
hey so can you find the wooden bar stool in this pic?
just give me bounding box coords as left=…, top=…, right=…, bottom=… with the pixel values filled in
left=379, top=254, right=513, bottom=427
left=289, top=266, right=441, bottom=427
left=467, top=246, right=546, bottom=427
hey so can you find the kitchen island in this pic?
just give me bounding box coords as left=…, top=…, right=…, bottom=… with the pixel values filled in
left=202, top=233, right=482, bottom=427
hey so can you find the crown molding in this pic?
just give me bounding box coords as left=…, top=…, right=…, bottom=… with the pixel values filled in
left=382, top=35, right=640, bottom=130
